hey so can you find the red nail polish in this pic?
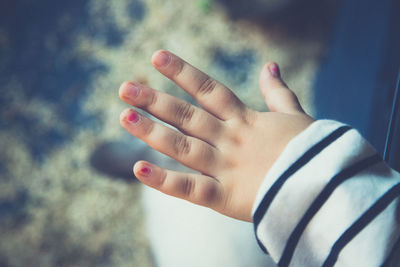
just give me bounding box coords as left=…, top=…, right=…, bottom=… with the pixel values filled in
left=127, top=112, right=140, bottom=123
left=140, top=166, right=152, bottom=176
left=269, top=63, right=280, bottom=77
left=154, top=52, right=171, bottom=67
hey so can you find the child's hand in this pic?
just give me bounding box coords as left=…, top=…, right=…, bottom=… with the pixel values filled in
left=119, top=50, right=314, bottom=222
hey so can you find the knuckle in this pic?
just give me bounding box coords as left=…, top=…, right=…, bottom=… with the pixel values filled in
left=220, top=189, right=231, bottom=213
left=173, top=135, right=192, bottom=156
left=159, top=170, right=167, bottom=187
left=172, top=59, right=185, bottom=79
left=148, top=90, right=158, bottom=107
left=181, top=177, right=195, bottom=198
left=175, top=103, right=195, bottom=128
left=199, top=145, right=215, bottom=163
left=141, top=120, right=155, bottom=137
left=179, top=176, right=220, bottom=207
left=198, top=182, right=219, bottom=206
left=220, top=157, right=238, bottom=171
left=242, top=109, right=257, bottom=126
left=198, top=76, right=217, bottom=96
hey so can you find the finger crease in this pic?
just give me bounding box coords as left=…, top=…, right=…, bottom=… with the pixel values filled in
left=142, top=121, right=155, bottom=137
left=159, top=169, right=167, bottom=187
left=173, top=60, right=185, bottom=79
left=173, top=135, right=191, bottom=156
left=181, top=177, right=194, bottom=198
left=198, top=77, right=217, bottom=96
left=149, top=90, right=158, bottom=107
left=176, top=103, right=195, bottom=129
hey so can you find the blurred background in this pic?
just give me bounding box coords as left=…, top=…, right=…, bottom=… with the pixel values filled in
left=0, top=0, right=399, bottom=266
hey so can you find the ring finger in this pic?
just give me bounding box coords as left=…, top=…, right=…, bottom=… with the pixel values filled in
left=120, top=108, right=220, bottom=176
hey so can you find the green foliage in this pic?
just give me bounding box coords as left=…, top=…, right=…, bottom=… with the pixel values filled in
left=198, top=0, right=213, bottom=13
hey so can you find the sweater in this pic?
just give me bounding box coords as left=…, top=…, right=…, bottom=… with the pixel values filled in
left=252, top=120, right=400, bottom=267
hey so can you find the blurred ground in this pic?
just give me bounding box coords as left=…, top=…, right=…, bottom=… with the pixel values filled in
left=0, top=0, right=337, bottom=266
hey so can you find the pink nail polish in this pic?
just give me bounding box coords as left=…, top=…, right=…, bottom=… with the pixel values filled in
left=126, top=83, right=140, bottom=98
left=140, top=166, right=152, bottom=176
left=154, top=52, right=171, bottom=67
left=269, top=63, right=280, bottom=77
left=127, top=112, right=140, bottom=123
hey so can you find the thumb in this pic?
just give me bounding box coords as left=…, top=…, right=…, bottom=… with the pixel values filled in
left=259, top=62, right=304, bottom=114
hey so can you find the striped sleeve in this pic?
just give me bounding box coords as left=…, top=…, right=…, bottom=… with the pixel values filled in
left=252, top=120, right=400, bottom=267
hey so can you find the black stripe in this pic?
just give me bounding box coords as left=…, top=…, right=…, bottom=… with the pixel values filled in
left=322, top=182, right=400, bottom=267
left=253, top=125, right=351, bottom=253
left=278, top=154, right=381, bottom=267
left=381, top=234, right=400, bottom=267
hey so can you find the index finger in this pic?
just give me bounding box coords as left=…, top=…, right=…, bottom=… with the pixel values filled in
left=151, top=50, right=248, bottom=121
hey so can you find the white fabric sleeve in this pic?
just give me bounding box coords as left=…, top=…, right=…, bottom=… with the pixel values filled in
left=252, top=120, right=400, bottom=267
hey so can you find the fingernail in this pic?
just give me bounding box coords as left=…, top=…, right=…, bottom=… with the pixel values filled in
left=139, top=166, right=152, bottom=177
left=127, top=111, right=140, bottom=124
left=268, top=63, right=280, bottom=78
left=126, top=83, right=140, bottom=99
left=154, top=51, right=171, bottom=68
